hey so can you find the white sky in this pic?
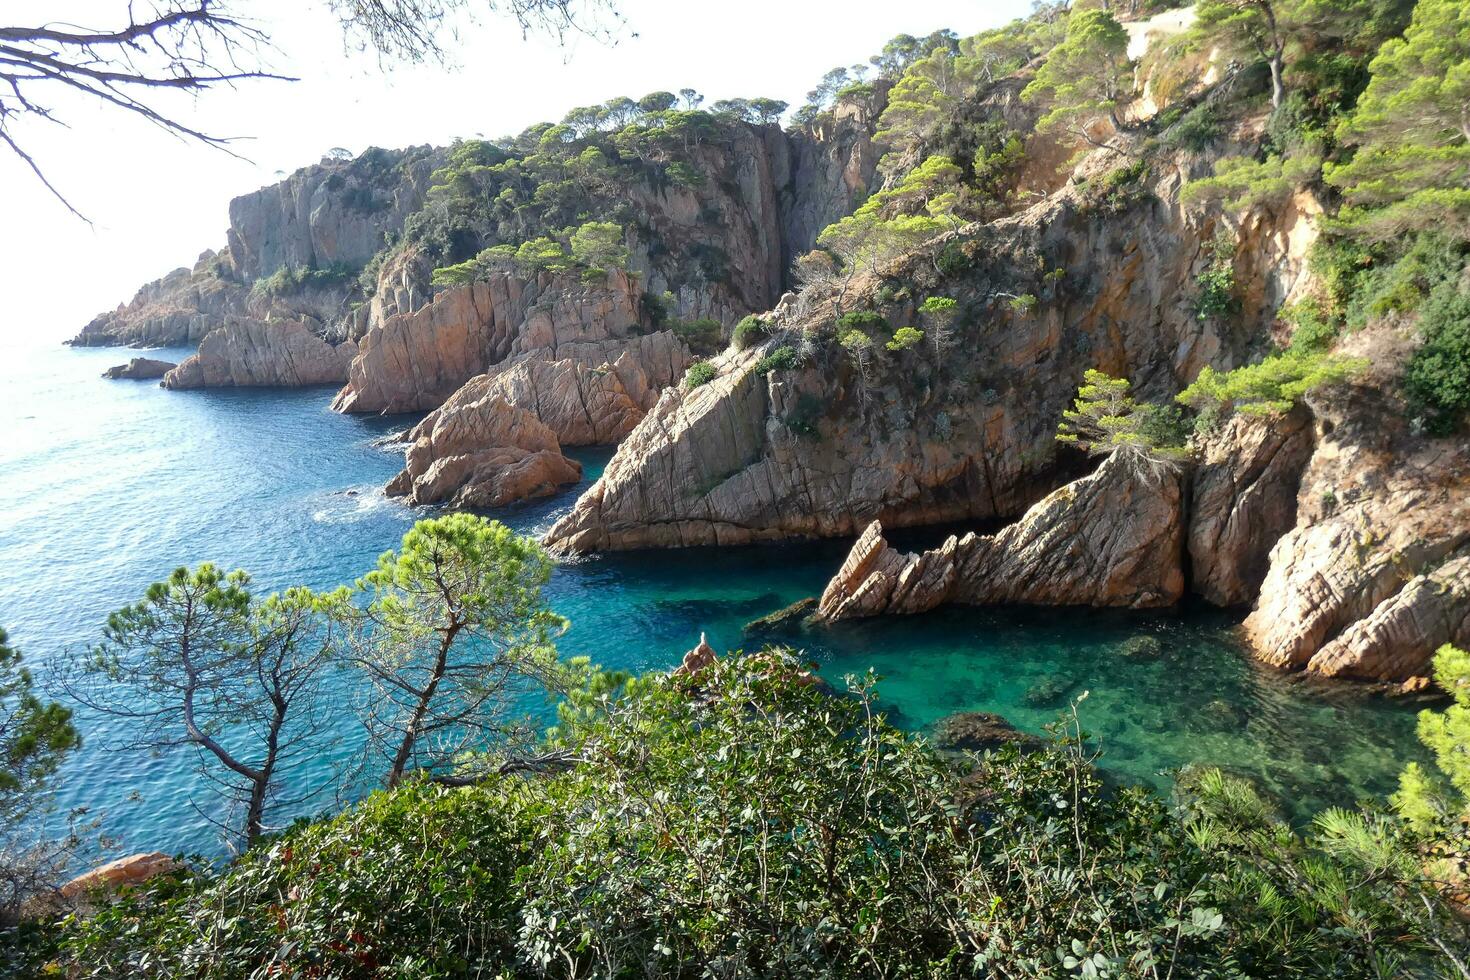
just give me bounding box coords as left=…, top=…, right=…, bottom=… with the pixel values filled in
left=0, top=0, right=1032, bottom=344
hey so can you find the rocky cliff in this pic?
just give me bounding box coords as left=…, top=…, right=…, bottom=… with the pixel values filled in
left=544, top=136, right=1304, bottom=553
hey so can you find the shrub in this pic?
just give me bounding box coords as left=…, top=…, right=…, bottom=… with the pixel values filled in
left=1084, top=159, right=1150, bottom=215
left=753, top=345, right=799, bottom=375
left=1195, top=232, right=1239, bottom=321
left=1404, top=280, right=1470, bottom=434
left=250, top=263, right=358, bottom=298
left=670, top=318, right=723, bottom=356
left=1164, top=103, right=1222, bottom=152
left=886, top=326, right=924, bottom=351
left=1057, top=369, right=1190, bottom=474
left=835, top=309, right=888, bottom=333
left=732, top=315, right=770, bottom=350
left=1178, top=350, right=1367, bottom=417
left=1281, top=296, right=1339, bottom=353
left=1007, top=293, right=1039, bottom=317
left=1343, top=234, right=1467, bottom=331
left=683, top=361, right=717, bottom=389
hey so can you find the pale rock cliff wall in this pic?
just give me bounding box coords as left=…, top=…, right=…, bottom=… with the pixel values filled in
left=162, top=318, right=357, bottom=389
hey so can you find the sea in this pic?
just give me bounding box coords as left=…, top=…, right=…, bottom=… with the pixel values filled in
left=0, top=335, right=1429, bottom=857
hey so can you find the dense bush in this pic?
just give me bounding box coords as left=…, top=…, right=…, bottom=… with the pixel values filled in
left=27, top=659, right=1468, bottom=978
left=670, top=317, right=723, bottom=355
left=753, top=345, right=799, bottom=375
left=732, top=314, right=770, bottom=350
left=683, top=360, right=717, bottom=389
left=250, top=262, right=359, bottom=298
left=1404, top=280, right=1470, bottom=434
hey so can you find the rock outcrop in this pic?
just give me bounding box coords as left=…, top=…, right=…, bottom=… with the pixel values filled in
left=1188, top=407, right=1313, bottom=606
left=815, top=453, right=1185, bottom=621
left=72, top=251, right=253, bottom=348
left=331, top=270, right=648, bottom=415
left=60, top=852, right=178, bottom=898
left=545, top=132, right=1299, bottom=554
left=162, top=319, right=357, bottom=389
left=385, top=395, right=582, bottom=507
left=102, top=357, right=176, bottom=380
left=1241, top=340, right=1470, bottom=682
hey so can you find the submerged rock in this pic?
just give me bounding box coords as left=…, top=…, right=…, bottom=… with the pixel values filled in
left=931, top=712, right=1043, bottom=754
left=743, top=597, right=818, bottom=637
left=102, top=357, right=176, bottom=380
left=1119, top=635, right=1165, bottom=660
left=814, top=452, right=1185, bottom=622
left=1022, top=675, right=1074, bottom=708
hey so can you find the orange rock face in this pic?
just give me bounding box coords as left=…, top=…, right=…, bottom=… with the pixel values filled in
left=60, top=852, right=179, bottom=898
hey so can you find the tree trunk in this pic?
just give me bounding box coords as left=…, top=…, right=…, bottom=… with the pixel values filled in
left=385, top=625, right=458, bottom=788
left=244, top=698, right=287, bottom=842
left=1269, top=54, right=1285, bottom=110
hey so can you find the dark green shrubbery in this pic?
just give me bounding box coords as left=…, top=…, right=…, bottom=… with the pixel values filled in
left=1405, top=280, right=1470, bottom=434
left=834, top=309, right=888, bottom=333
left=732, top=314, right=770, bottom=350
left=683, top=360, right=717, bottom=389
left=670, top=317, right=723, bottom=356
left=250, top=263, right=360, bottom=299
left=753, top=345, right=798, bottom=375
left=25, top=658, right=1467, bottom=979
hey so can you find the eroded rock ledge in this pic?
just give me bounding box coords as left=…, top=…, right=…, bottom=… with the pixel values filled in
left=163, top=318, right=356, bottom=389
left=815, top=452, right=1184, bottom=621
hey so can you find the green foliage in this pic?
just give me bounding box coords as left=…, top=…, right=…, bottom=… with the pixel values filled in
left=1342, top=233, right=1468, bottom=330
left=39, top=661, right=1469, bottom=977
left=669, top=317, right=723, bottom=356
left=1022, top=8, right=1131, bottom=138
left=0, top=627, right=79, bottom=827
left=250, top=262, right=359, bottom=298
left=1083, top=159, right=1151, bottom=215
left=1395, top=645, right=1470, bottom=833
left=1057, top=369, right=1190, bottom=469
left=753, top=345, right=799, bottom=375
left=1327, top=0, right=1470, bottom=241
left=1182, top=152, right=1323, bottom=215
left=1007, top=293, right=1039, bottom=317
left=1195, top=231, right=1240, bottom=321
left=918, top=295, right=957, bottom=318
left=353, top=514, right=563, bottom=788
left=835, top=309, right=888, bottom=333
left=1164, top=103, right=1223, bottom=152
left=886, top=326, right=924, bottom=351
left=732, top=314, right=770, bottom=351
left=53, top=779, right=535, bottom=977
left=683, top=360, right=717, bottom=389
left=568, top=220, right=628, bottom=274
left=1280, top=296, right=1339, bottom=352
left=1177, top=350, right=1367, bottom=416
left=1404, top=279, right=1470, bottom=434
left=816, top=157, right=963, bottom=276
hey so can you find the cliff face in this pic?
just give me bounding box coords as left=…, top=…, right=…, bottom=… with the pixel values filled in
left=226, top=146, right=440, bottom=282
left=71, top=147, right=440, bottom=350
left=544, top=141, right=1299, bottom=553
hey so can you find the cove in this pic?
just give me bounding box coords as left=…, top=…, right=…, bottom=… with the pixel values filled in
left=0, top=338, right=1429, bottom=856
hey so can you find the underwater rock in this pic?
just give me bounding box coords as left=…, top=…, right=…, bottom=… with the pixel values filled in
left=1119, top=635, right=1165, bottom=660
left=1022, top=675, right=1073, bottom=708
left=743, top=597, right=818, bottom=637
left=1192, top=698, right=1248, bottom=734
left=931, top=712, right=1044, bottom=754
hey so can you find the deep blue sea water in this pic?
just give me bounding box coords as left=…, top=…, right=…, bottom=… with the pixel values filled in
left=0, top=337, right=1431, bottom=857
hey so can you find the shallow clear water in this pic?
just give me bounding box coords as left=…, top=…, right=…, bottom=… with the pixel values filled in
left=0, top=338, right=1431, bottom=855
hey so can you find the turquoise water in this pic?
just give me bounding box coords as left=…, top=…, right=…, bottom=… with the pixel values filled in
left=0, top=338, right=1431, bottom=855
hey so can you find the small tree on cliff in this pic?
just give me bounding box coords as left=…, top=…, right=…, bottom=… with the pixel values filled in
left=346, top=515, right=565, bottom=789
left=1022, top=8, right=1132, bottom=150
left=64, top=569, right=340, bottom=845
left=1057, top=370, right=1189, bottom=480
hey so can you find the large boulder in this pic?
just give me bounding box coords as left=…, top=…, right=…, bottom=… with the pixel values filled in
left=815, top=452, right=1185, bottom=621
left=386, top=395, right=582, bottom=507
left=1242, top=365, right=1470, bottom=681
left=60, top=852, right=178, bottom=898
left=162, top=319, right=357, bottom=389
